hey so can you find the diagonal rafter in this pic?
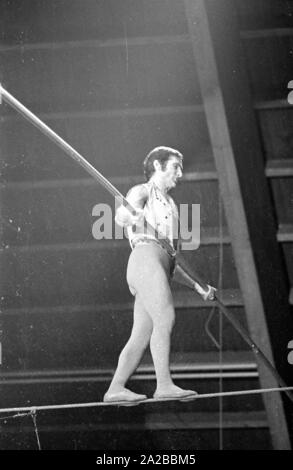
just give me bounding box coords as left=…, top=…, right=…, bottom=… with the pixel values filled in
left=184, top=0, right=293, bottom=449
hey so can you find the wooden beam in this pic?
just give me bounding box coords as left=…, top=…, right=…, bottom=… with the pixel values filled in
left=1, top=411, right=268, bottom=432
left=0, top=351, right=257, bottom=382
left=0, top=27, right=291, bottom=55
left=0, top=288, right=243, bottom=317
left=0, top=225, right=230, bottom=254
left=255, top=100, right=291, bottom=110
left=1, top=103, right=203, bottom=122
left=265, top=159, right=293, bottom=178
left=0, top=369, right=258, bottom=385
left=2, top=157, right=292, bottom=193
left=290, top=288, right=293, bottom=305
left=184, top=0, right=293, bottom=450
left=2, top=99, right=290, bottom=123
left=240, top=28, right=293, bottom=39
left=0, top=34, right=190, bottom=53
left=277, top=224, right=293, bottom=242
left=0, top=166, right=217, bottom=192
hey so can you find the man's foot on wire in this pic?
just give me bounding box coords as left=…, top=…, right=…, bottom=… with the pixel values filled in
left=103, top=387, right=147, bottom=403
left=153, top=385, right=198, bottom=401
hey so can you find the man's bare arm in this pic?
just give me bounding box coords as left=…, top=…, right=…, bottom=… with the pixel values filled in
left=115, top=184, right=148, bottom=227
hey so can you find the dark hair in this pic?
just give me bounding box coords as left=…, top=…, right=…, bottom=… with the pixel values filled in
left=143, top=146, right=183, bottom=180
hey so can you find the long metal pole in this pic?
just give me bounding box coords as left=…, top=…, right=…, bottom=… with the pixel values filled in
left=1, top=84, right=292, bottom=403
left=0, top=85, right=176, bottom=257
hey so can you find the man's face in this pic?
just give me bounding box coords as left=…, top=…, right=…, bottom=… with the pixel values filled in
left=160, top=156, right=183, bottom=189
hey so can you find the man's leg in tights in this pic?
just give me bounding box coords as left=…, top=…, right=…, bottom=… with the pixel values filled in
left=128, top=245, right=192, bottom=396
left=104, top=295, right=153, bottom=398
left=105, top=244, right=197, bottom=401
left=135, top=260, right=196, bottom=397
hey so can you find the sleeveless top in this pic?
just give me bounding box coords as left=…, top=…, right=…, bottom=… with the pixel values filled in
left=127, top=180, right=179, bottom=251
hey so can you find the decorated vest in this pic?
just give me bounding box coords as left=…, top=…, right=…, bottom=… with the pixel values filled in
left=127, top=180, right=179, bottom=250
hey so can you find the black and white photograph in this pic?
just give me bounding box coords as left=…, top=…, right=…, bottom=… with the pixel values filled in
left=0, top=0, right=293, bottom=454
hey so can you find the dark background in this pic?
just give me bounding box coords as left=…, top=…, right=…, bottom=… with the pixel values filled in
left=0, top=0, right=292, bottom=450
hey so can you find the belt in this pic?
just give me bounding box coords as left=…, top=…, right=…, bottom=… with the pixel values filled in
left=132, top=237, right=176, bottom=258
left=132, top=237, right=160, bottom=248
